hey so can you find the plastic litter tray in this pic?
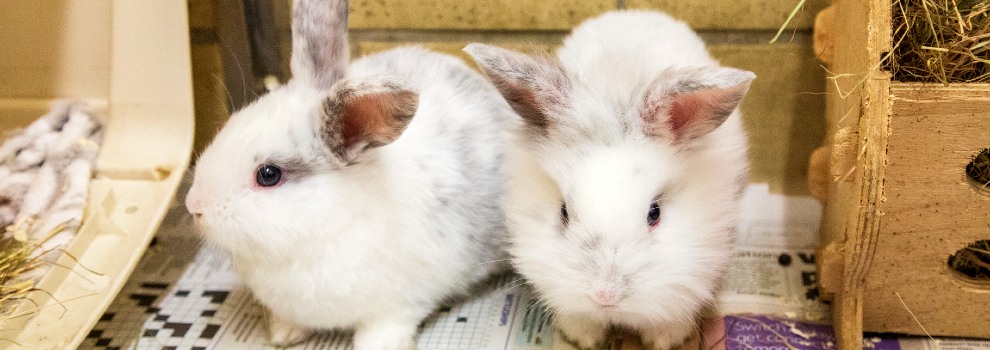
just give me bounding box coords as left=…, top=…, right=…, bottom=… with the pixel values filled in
left=0, top=1, right=194, bottom=348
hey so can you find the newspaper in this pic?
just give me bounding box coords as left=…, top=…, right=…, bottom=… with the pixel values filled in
left=696, top=315, right=990, bottom=350
left=78, top=184, right=990, bottom=350
left=719, top=184, right=828, bottom=322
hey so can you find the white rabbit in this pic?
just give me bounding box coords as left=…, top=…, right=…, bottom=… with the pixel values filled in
left=465, top=10, right=753, bottom=350
left=184, top=0, right=512, bottom=348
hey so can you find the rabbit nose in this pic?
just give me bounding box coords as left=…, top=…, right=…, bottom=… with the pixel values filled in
left=591, top=288, right=622, bottom=306
left=187, top=207, right=203, bottom=220
left=185, top=195, right=204, bottom=217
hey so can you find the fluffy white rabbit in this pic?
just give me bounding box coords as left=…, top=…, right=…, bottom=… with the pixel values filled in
left=466, top=10, right=754, bottom=350
left=185, top=0, right=512, bottom=348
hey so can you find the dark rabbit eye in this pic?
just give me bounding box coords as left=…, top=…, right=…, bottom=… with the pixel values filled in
left=560, top=203, right=569, bottom=225
left=647, top=201, right=661, bottom=227
left=256, top=164, right=283, bottom=187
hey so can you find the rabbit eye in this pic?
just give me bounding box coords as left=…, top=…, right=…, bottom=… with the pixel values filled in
left=256, top=164, right=283, bottom=187
left=560, top=203, right=569, bottom=226
left=647, top=201, right=661, bottom=228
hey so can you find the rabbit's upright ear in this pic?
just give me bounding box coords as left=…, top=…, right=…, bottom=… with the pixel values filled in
left=640, top=67, right=754, bottom=143
left=317, top=78, right=419, bottom=162
left=290, top=0, right=350, bottom=89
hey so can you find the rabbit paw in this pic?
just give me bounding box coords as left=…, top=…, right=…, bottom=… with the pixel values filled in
left=552, top=314, right=608, bottom=350
left=353, top=320, right=419, bottom=350
left=266, top=310, right=312, bottom=348
left=640, top=321, right=695, bottom=350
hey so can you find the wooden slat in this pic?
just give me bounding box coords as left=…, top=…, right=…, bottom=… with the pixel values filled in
left=835, top=74, right=891, bottom=350
left=819, top=0, right=893, bottom=347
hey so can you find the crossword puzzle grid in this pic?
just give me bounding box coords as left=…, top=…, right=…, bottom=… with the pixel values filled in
left=79, top=279, right=241, bottom=350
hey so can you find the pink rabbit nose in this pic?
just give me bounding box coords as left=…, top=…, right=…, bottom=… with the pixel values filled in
left=592, top=289, right=622, bottom=307
left=185, top=195, right=204, bottom=219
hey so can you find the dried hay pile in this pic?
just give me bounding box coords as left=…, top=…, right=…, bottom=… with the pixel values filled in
left=0, top=222, right=55, bottom=317
left=889, top=0, right=990, bottom=83
left=948, top=240, right=990, bottom=280
left=967, top=148, right=990, bottom=189
left=0, top=231, right=40, bottom=316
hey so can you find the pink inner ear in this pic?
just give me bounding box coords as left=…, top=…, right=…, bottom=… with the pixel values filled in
left=666, top=85, right=742, bottom=141
left=341, top=94, right=382, bottom=148
left=339, top=89, right=417, bottom=149
left=668, top=91, right=708, bottom=137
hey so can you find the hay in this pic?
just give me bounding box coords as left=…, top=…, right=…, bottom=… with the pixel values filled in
left=966, top=148, right=990, bottom=189
left=770, top=0, right=807, bottom=44
left=888, top=0, right=990, bottom=83
left=0, top=226, right=45, bottom=316
left=0, top=219, right=74, bottom=318
left=948, top=240, right=990, bottom=280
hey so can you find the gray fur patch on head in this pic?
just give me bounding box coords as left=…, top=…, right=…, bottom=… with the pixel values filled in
left=291, top=0, right=349, bottom=89
left=579, top=236, right=604, bottom=253
left=318, top=98, right=348, bottom=165
left=640, top=87, right=677, bottom=140
left=255, top=154, right=321, bottom=177
left=318, top=77, right=419, bottom=164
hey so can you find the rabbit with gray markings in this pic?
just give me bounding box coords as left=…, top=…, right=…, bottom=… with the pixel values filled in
left=184, top=0, right=513, bottom=348
left=466, top=10, right=754, bottom=350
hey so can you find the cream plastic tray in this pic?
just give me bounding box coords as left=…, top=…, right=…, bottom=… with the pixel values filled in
left=0, top=1, right=194, bottom=348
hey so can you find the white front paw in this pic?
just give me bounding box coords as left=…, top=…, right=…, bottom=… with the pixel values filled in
left=353, top=337, right=417, bottom=350
left=353, top=321, right=419, bottom=350
left=266, top=311, right=312, bottom=347
left=552, top=314, right=608, bottom=350
left=554, top=330, right=604, bottom=350
left=640, top=321, right=696, bottom=350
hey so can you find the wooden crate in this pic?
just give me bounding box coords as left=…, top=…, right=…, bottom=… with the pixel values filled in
left=813, top=0, right=990, bottom=348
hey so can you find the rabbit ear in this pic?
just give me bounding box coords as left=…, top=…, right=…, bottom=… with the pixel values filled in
left=641, top=67, right=754, bottom=143
left=464, top=43, right=569, bottom=134
left=290, top=0, right=349, bottom=89
left=319, top=78, right=419, bottom=161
